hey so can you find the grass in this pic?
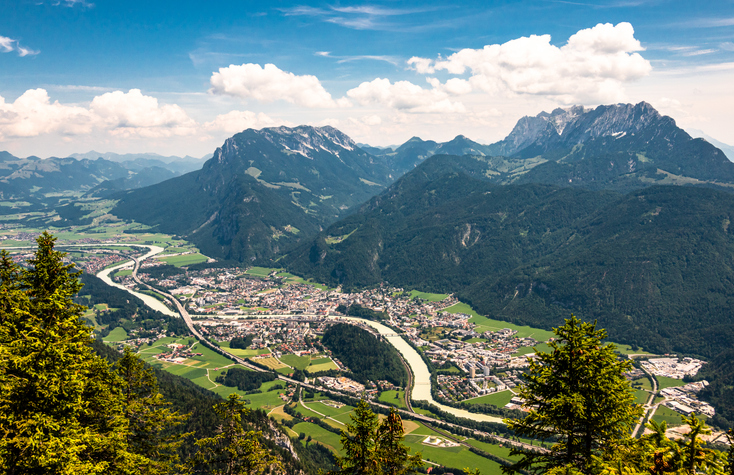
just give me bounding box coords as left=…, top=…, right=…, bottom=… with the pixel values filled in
left=308, top=361, right=339, bottom=372
left=463, top=390, right=515, bottom=408
left=254, top=357, right=289, bottom=370
left=402, top=435, right=505, bottom=475
left=409, top=290, right=449, bottom=302
left=442, top=302, right=554, bottom=341
left=631, top=377, right=653, bottom=391
left=225, top=347, right=270, bottom=357
left=378, top=390, right=408, bottom=409
left=280, top=354, right=311, bottom=370
left=656, top=376, right=686, bottom=390
left=293, top=422, right=344, bottom=455
left=103, top=327, right=128, bottom=342
left=633, top=389, right=650, bottom=405
left=187, top=342, right=236, bottom=369
left=466, top=438, right=521, bottom=462
left=246, top=267, right=277, bottom=277
left=608, top=342, right=655, bottom=355
left=515, top=342, right=551, bottom=356
left=652, top=406, right=688, bottom=427
left=158, top=253, right=208, bottom=267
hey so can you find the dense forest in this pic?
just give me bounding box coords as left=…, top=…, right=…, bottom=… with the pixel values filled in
left=321, top=323, right=408, bottom=387
left=216, top=367, right=278, bottom=392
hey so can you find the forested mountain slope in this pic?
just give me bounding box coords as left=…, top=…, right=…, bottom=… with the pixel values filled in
left=284, top=154, right=734, bottom=362
left=112, top=126, right=394, bottom=262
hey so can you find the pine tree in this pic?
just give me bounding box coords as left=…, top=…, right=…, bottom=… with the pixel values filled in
left=331, top=400, right=422, bottom=475
left=188, top=393, right=281, bottom=475
left=376, top=409, right=422, bottom=475
left=114, top=346, right=191, bottom=474
left=0, top=232, right=140, bottom=474
left=333, top=399, right=380, bottom=475
left=503, top=316, right=641, bottom=475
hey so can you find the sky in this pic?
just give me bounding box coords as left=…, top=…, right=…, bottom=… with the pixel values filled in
left=1, top=0, right=733, bottom=158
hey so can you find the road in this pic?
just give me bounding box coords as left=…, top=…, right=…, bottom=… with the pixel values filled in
left=631, top=358, right=659, bottom=437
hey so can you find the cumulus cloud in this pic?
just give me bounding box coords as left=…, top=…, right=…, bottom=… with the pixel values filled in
left=0, top=89, right=197, bottom=140
left=210, top=63, right=350, bottom=108
left=409, top=22, right=651, bottom=103
left=347, top=78, right=466, bottom=114
left=0, top=35, right=39, bottom=57
left=89, top=89, right=196, bottom=137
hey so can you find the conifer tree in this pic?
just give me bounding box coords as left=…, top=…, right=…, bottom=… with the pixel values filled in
left=377, top=409, right=422, bottom=475
left=333, top=399, right=380, bottom=475
left=114, top=346, right=190, bottom=474
left=503, top=316, right=641, bottom=475
left=188, top=393, right=281, bottom=475
left=331, top=400, right=421, bottom=475
left=0, top=232, right=140, bottom=474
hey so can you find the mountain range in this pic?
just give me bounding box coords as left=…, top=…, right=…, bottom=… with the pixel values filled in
left=4, top=100, right=734, bottom=425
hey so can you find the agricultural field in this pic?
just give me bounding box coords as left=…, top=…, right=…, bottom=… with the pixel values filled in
left=377, top=390, right=408, bottom=409
left=515, top=342, right=551, bottom=355
left=157, top=253, right=209, bottom=267
left=254, top=356, right=290, bottom=371
left=409, top=290, right=449, bottom=302
left=103, top=327, right=128, bottom=342
left=464, top=390, right=515, bottom=408
left=655, top=376, right=687, bottom=390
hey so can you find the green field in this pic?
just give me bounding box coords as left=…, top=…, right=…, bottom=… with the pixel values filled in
left=158, top=253, right=208, bottom=267
left=655, top=376, right=686, bottom=390
left=103, top=327, right=128, bottom=342
left=308, top=360, right=339, bottom=372
left=651, top=406, right=688, bottom=426
left=293, top=422, right=344, bottom=454
left=246, top=267, right=277, bottom=277
left=631, top=376, right=653, bottom=391
left=409, top=290, right=449, bottom=302
left=607, top=342, right=655, bottom=355
left=442, top=302, right=554, bottom=341
left=402, top=435, right=505, bottom=475
left=633, top=390, right=650, bottom=405
left=466, top=438, right=521, bottom=462
left=378, top=390, right=408, bottom=409
left=515, top=342, right=551, bottom=355
left=280, top=354, right=311, bottom=370
left=463, top=390, right=515, bottom=408
left=224, top=347, right=270, bottom=357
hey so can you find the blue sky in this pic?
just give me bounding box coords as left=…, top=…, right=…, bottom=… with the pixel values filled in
left=1, top=0, right=733, bottom=157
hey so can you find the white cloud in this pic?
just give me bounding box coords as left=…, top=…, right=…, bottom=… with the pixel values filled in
left=209, top=63, right=350, bottom=108
left=0, top=35, right=39, bottom=57
left=89, top=89, right=197, bottom=137
left=204, top=110, right=287, bottom=134
left=347, top=78, right=466, bottom=114
left=0, top=88, right=197, bottom=140
left=410, top=22, right=651, bottom=103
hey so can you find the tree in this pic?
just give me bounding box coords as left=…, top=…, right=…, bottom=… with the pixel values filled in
left=188, top=393, right=281, bottom=475
left=376, top=409, right=423, bottom=475
left=0, top=232, right=140, bottom=474
left=333, top=399, right=380, bottom=475
left=114, top=346, right=190, bottom=474
left=503, top=316, right=641, bottom=475
left=331, top=400, right=421, bottom=475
